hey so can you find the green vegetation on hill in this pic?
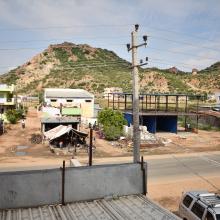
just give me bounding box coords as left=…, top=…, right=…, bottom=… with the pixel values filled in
left=0, top=42, right=219, bottom=96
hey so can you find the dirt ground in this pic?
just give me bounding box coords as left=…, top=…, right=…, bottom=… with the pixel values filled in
left=0, top=107, right=220, bottom=213
left=149, top=176, right=220, bottom=213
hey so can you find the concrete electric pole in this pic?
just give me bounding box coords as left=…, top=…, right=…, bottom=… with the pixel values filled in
left=127, top=24, right=148, bottom=163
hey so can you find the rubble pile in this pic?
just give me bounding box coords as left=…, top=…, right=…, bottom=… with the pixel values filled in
left=30, top=134, right=42, bottom=144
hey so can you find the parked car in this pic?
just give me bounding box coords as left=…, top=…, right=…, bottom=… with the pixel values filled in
left=179, top=191, right=220, bottom=220
left=212, top=105, right=220, bottom=112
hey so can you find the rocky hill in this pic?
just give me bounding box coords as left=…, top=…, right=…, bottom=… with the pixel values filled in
left=0, top=42, right=219, bottom=96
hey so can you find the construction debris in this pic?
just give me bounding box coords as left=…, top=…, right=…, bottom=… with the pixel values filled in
left=30, top=134, right=42, bottom=144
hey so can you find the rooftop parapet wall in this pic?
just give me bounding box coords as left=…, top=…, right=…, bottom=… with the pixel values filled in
left=0, top=163, right=146, bottom=209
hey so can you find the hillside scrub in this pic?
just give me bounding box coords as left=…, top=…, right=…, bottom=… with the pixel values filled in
left=0, top=42, right=219, bottom=95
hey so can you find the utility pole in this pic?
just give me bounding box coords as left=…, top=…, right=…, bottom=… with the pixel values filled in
left=127, top=24, right=148, bottom=163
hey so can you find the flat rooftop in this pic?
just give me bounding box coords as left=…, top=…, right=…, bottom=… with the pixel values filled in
left=0, top=194, right=180, bottom=220
left=124, top=110, right=197, bottom=116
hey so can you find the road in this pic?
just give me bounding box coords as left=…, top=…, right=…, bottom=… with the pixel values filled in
left=147, top=153, right=220, bottom=182
left=0, top=152, right=220, bottom=187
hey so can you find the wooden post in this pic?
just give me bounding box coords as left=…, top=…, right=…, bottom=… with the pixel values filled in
left=146, top=95, right=148, bottom=111
left=166, top=95, right=168, bottom=112
left=89, top=128, right=93, bottom=166
left=61, top=160, right=65, bottom=205
left=125, top=94, right=127, bottom=110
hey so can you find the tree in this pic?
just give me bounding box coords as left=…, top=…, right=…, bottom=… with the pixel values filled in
left=98, top=108, right=127, bottom=140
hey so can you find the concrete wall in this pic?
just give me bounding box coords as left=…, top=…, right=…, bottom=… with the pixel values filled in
left=0, top=163, right=146, bottom=209
left=65, top=163, right=143, bottom=203
left=0, top=169, right=61, bottom=209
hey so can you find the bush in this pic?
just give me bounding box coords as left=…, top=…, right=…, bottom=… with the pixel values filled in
left=6, top=114, right=17, bottom=124
left=98, top=108, right=127, bottom=140
left=5, top=109, right=24, bottom=124
left=103, top=125, right=122, bottom=140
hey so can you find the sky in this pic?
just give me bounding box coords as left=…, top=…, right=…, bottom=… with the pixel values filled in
left=0, top=0, right=220, bottom=74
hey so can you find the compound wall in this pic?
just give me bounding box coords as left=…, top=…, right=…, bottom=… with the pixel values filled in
left=0, top=163, right=146, bottom=209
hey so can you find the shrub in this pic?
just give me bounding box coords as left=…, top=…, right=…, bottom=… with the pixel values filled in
left=5, top=109, right=24, bottom=124
left=98, top=108, right=127, bottom=140
left=103, top=125, right=122, bottom=140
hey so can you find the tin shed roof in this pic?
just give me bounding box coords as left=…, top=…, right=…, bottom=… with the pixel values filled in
left=0, top=195, right=180, bottom=220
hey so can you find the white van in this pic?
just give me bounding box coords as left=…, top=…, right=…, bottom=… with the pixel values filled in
left=179, top=191, right=220, bottom=220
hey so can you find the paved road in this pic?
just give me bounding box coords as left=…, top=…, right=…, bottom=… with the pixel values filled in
left=0, top=152, right=220, bottom=185
left=147, top=153, right=220, bottom=182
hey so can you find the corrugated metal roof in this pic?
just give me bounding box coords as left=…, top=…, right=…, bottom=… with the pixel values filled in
left=45, top=88, right=94, bottom=99
left=0, top=195, right=180, bottom=220
left=44, top=125, right=73, bottom=141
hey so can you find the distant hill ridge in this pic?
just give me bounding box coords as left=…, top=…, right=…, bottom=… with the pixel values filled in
left=0, top=42, right=219, bottom=96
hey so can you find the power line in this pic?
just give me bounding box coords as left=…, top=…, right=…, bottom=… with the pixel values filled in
left=141, top=24, right=220, bottom=45
left=0, top=43, right=218, bottom=65
left=0, top=24, right=132, bottom=31
left=0, top=35, right=129, bottom=44
left=0, top=57, right=211, bottom=72
left=150, top=57, right=198, bottom=69
left=1, top=62, right=130, bottom=72
left=149, top=60, right=192, bottom=72
left=148, top=46, right=219, bottom=62
left=0, top=43, right=126, bottom=51
left=148, top=35, right=220, bottom=53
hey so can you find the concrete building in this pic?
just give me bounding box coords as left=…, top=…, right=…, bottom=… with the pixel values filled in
left=0, top=84, right=15, bottom=113
left=44, top=88, right=94, bottom=118
left=103, top=87, right=123, bottom=99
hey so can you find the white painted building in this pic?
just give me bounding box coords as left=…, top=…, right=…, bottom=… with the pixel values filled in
left=44, top=88, right=94, bottom=118
left=103, top=87, right=123, bottom=99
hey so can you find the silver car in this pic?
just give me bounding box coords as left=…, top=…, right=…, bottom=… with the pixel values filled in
left=179, top=191, right=220, bottom=220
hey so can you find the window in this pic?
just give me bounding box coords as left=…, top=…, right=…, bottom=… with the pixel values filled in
left=66, top=100, right=73, bottom=102
left=183, top=195, right=193, bottom=208
left=50, top=99, right=57, bottom=102
left=205, top=211, right=214, bottom=220
left=85, top=100, right=92, bottom=102
left=191, top=202, right=205, bottom=219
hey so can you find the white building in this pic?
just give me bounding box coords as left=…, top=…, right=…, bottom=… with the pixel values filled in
left=103, top=87, right=123, bottom=99
left=44, top=88, right=94, bottom=118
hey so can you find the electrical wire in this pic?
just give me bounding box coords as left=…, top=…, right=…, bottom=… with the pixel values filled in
left=148, top=46, right=219, bottom=62
left=148, top=35, right=220, bottom=53
left=0, top=36, right=129, bottom=44
left=0, top=24, right=132, bottom=31
left=150, top=57, right=199, bottom=69
left=141, top=24, right=220, bottom=45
